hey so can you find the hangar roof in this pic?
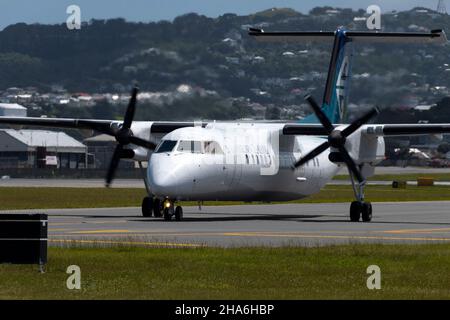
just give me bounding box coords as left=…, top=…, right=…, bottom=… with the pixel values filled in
left=0, top=129, right=85, bottom=150
left=83, top=134, right=116, bottom=142
left=0, top=103, right=27, bottom=110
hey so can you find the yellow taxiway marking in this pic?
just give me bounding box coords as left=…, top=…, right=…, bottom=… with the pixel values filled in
left=50, top=220, right=128, bottom=226
left=221, top=232, right=450, bottom=242
left=49, top=239, right=203, bottom=248
left=380, top=227, right=450, bottom=234
left=50, top=231, right=450, bottom=243
left=68, top=229, right=132, bottom=234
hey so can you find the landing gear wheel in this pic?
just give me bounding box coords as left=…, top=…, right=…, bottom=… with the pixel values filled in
left=350, top=201, right=362, bottom=222
left=141, top=197, right=153, bottom=217
left=361, top=202, right=372, bottom=222
left=153, top=198, right=162, bottom=217
left=175, top=206, right=183, bottom=221
left=163, top=207, right=173, bottom=221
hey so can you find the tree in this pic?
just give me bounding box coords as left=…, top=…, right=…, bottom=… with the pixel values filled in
left=265, top=106, right=281, bottom=120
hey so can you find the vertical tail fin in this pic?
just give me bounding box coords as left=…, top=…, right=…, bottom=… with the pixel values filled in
left=301, top=28, right=351, bottom=124
left=249, top=27, right=446, bottom=125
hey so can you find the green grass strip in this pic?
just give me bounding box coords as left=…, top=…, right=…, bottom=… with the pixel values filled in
left=1, top=244, right=450, bottom=299
left=0, top=185, right=450, bottom=210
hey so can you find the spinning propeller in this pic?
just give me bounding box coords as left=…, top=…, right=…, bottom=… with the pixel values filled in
left=92, top=86, right=157, bottom=187
left=293, top=95, right=379, bottom=183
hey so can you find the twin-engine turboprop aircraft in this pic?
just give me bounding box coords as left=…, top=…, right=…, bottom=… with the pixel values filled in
left=1, top=28, right=450, bottom=222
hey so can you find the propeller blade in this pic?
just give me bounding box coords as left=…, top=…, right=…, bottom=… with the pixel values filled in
left=123, top=86, right=138, bottom=129
left=129, top=136, right=157, bottom=150
left=338, top=146, right=364, bottom=183
left=341, top=107, right=379, bottom=138
left=304, top=94, right=334, bottom=133
left=105, top=144, right=123, bottom=187
left=293, top=141, right=329, bottom=168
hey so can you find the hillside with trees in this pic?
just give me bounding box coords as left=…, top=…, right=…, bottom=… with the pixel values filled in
left=2, top=6, right=450, bottom=122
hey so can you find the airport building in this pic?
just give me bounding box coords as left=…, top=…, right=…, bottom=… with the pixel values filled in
left=83, top=134, right=134, bottom=169
left=0, top=129, right=88, bottom=169
left=0, top=103, right=27, bottom=117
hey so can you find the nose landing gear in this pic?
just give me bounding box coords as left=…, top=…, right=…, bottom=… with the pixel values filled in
left=175, top=206, right=183, bottom=221
left=141, top=197, right=183, bottom=221
left=162, top=201, right=184, bottom=221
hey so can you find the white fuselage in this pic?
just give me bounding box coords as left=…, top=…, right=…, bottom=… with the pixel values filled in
left=147, top=122, right=341, bottom=201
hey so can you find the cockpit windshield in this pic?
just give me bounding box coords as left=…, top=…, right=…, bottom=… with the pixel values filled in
left=177, top=140, right=223, bottom=154
left=155, top=140, right=177, bottom=153
left=177, top=141, right=203, bottom=153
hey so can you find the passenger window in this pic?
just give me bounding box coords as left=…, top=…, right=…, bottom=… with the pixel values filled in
left=155, top=140, right=177, bottom=153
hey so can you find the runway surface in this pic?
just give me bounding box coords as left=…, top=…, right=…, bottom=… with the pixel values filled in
left=3, top=201, right=450, bottom=247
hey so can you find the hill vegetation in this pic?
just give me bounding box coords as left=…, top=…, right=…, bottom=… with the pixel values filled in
left=2, top=6, right=450, bottom=122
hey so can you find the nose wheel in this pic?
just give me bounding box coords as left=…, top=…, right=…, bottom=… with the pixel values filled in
left=174, top=206, right=183, bottom=221
left=145, top=197, right=183, bottom=221
left=163, top=206, right=173, bottom=221
left=163, top=205, right=183, bottom=221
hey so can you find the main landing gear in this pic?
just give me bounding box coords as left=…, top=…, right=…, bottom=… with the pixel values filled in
left=141, top=196, right=183, bottom=221
left=141, top=196, right=160, bottom=217
left=348, top=175, right=372, bottom=223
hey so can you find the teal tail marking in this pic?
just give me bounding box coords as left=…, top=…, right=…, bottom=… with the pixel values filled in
left=300, top=28, right=352, bottom=125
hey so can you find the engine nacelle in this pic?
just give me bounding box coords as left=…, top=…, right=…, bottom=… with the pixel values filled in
left=347, top=129, right=385, bottom=166
left=329, top=126, right=385, bottom=179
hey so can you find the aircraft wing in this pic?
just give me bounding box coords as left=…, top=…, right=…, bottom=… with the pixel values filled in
left=283, top=123, right=450, bottom=136
left=5, top=117, right=450, bottom=137
left=0, top=116, right=206, bottom=134
left=283, top=123, right=331, bottom=135
left=363, top=124, right=450, bottom=136
left=0, top=116, right=114, bottom=134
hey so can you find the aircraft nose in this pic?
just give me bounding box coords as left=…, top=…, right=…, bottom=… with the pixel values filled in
left=148, top=155, right=188, bottom=197
left=149, top=168, right=172, bottom=190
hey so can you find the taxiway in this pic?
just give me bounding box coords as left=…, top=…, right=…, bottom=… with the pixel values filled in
left=2, top=201, right=450, bottom=247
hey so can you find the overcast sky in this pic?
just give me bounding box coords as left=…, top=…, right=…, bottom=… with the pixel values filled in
left=0, top=0, right=440, bottom=30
